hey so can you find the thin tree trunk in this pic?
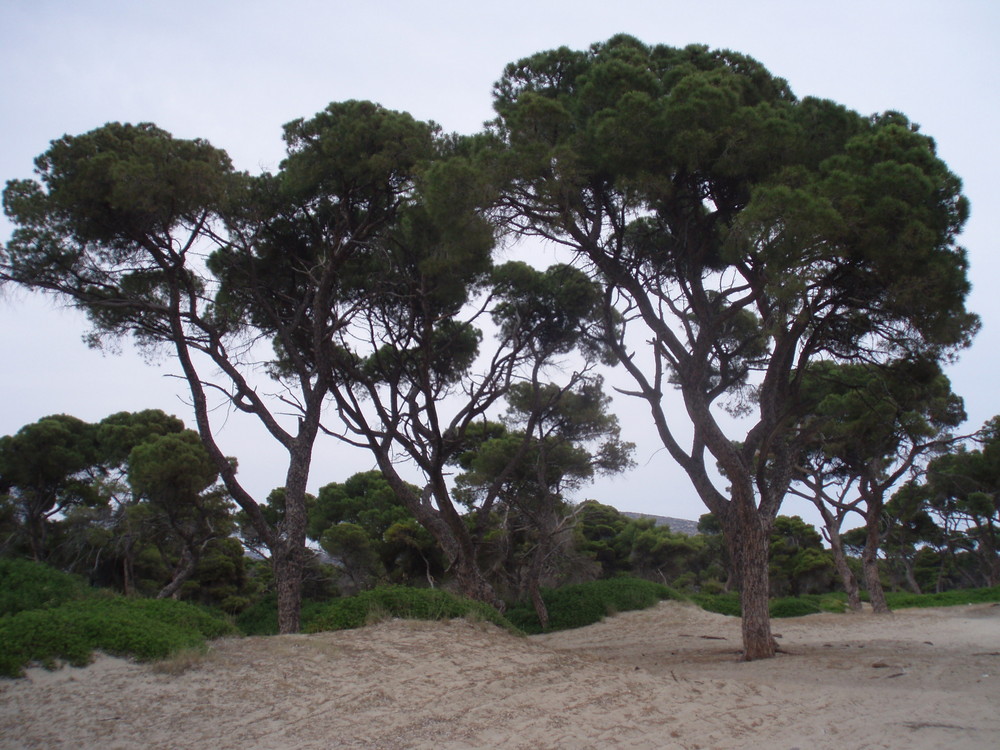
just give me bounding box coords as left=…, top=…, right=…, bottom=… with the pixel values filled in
left=527, top=539, right=550, bottom=630
left=156, top=549, right=198, bottom=600
left=862, top=515, right=890, bottom=614
left=900, top=555, right=922, bottom=595
left=826, top=521, right=862, bottom=612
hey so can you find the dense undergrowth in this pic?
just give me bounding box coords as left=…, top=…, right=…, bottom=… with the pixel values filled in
left=0, top=559, right=234, bottom=678
left=691, top=586, right=1000, bottom=618
left=5, top=558, right=1000, bottom=679
left=505, top=578, right=683, bottom=634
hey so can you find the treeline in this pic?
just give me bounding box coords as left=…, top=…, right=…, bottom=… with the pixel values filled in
left=3, top=409, right=997, bottom=625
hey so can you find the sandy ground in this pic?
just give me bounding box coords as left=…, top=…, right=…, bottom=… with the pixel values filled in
left=1, top=601, right=998, bottom=749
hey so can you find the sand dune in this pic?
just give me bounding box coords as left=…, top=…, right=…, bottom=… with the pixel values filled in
left=2, top=601, right=999, bottom=749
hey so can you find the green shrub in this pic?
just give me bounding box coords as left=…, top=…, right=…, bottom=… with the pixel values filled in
left=0, top=559, right=93, bottom=616
left=234, top=594, right=281, bottom=636
left=884, top=586, right=1000, bottom=610
left=304, top=586, right=515, bottom=634
left=690, top=592, right=741, bottom=617
left=234, top=594, right=331, bottom=636
left=692, top=592, right=848, bottom=618
left=817, top=594, right=848, bottom=613
left=0, top=596, right=235, bottom=678
left=505, top=578, right=680, bottom=634
left=769, top=596, right=822, bottom=618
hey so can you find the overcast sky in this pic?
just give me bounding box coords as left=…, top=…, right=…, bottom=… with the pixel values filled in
left=1, top=0, right=997, bottom=529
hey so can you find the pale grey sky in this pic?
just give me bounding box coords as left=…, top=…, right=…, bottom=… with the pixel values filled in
left=1, top=0, right=997, bottom=529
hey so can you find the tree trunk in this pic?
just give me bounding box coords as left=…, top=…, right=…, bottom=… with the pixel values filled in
left=827, top=524, right=862, bottom=612
left=527, top=539, right=550, bottom=630
left=452, top=553, right=505, bottom=611
left=862, top=515, right=890, bottom=615
left=900, top=556, right=922, bottom=595
left=156, top=549, right=198, bottom=600
left=381, top=462, right=504, bottom=611
left=26, top=504, right=48, bottom=562
left=274, top=544, right=304, bottom=634
left=272, top=439, right=315, bottom=634
left=723, top=511, right=776, bottom=660
left=814, top=501, right=862, bottom=612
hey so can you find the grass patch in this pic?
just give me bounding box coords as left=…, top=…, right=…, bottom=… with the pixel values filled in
left=149, top=646, right=214, bottom=676
left=303, top=586, right=518, bottom=635
left=505, top=577, right=681, bottom=634
left=0, top=595, right=235, bottom=678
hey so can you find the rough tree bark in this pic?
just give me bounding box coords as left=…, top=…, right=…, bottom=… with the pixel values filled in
left=723, top=506, right=777, bottom=660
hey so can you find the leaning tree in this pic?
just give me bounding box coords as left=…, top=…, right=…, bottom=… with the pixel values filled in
left=488, top=35, right=978, bottom=658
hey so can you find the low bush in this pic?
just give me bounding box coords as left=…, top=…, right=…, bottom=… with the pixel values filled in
left=0, top=558, right=94, bottom=616
left=0, top=596, right=235, bottom=678
left=234, top=594, right=331, bottom=636
left=692, top=592, right=848, bottom=619
left=304, top=586, right=516, bottom=634
left=505, top=577, right=681, bottom=634
left=689, top=592, right=741, bottom=617
left=884, top=586, right=1000, bottom=610
left=769, top=597, right=822, bottom=618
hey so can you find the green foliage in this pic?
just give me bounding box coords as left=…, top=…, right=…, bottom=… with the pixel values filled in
left=0, top=558, right=92, bottom=616
left=0, top=595, right=234, bottom=678
left=233, top=594, right=330, bottom=636
left=768, top=515, right=835, bottom=597
left=882, top=586, right=1000, bottom=610
left=0, top=414, right=103, bottom=559
left=303, top=586, right=516, bottom=634
left=310, top=471, right=413, bottom=543
left=691, top=592, right=848, bottom=618
left=766, top=596, right=820, bottom=618
left=690, top=592, right=742, bottom=617
left=505, top=577, right=680, bottom=634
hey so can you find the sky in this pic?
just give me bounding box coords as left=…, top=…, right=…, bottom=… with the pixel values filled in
left=1, top=0, right=997, bottom=530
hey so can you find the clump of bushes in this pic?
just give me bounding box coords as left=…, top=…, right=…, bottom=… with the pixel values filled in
left=689, top=592, right=849, bottom=619
left=304, top=586, right=516, bottom=634
left=235, top=594, right=338, bottom=636
left=0, top=560, right=235, bottom=678
left=689, top=592, right=741, bottom=617
left=0, top=558, right=92, bottom=616
left=884, top=586, right=1000, bottom=610
left=505, top=577, right=681, bottom=634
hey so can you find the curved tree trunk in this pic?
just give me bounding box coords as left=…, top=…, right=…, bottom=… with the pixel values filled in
left=824, top=519, right=862, bottom=612
left=380, top=459, right=504, bottom=612
left=899, top=555, right=923, bottom=595
left=157, top=548, right=198, bottom=600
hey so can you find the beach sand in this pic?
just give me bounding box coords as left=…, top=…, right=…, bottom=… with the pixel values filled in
left=2, top=600, right=998, bottom=749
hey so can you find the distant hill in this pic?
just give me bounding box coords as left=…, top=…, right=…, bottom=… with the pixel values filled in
left=622, top=512, right=700, bottom=536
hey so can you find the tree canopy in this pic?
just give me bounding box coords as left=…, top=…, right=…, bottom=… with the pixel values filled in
left=487, top=35, right=978, bottom=658
left=1, top=36, right=979, bottom=656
